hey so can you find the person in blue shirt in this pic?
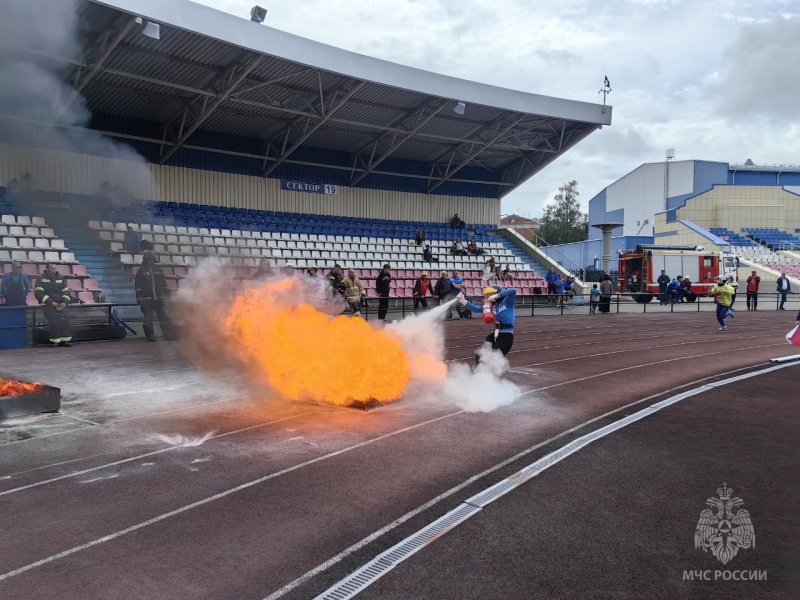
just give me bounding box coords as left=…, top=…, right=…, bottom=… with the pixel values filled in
left=666, top=276, right=683, bottom=304
left=449, top=270, right=468, bottom=319
left=554, top=274, right=566, bottom=307
left=1, top=261, right=31, bottom=306
left=545, top=267, right=558, bottom=305
left=457, top=286, right=516, bottom=363
left=590, top=283, right=600, bottom=314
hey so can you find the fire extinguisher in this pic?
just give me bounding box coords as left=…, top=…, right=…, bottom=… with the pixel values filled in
left=482, top=299, right=495, bottom=324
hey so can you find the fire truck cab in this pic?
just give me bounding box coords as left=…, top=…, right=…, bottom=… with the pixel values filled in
left=618, top=245, right=737, bottom=303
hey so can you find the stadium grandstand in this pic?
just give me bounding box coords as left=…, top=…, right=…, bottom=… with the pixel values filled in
left=0, top=0, right=610, bottom=334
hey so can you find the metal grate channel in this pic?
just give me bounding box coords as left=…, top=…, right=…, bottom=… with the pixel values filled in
left=314, top=503, right=481, bottom=600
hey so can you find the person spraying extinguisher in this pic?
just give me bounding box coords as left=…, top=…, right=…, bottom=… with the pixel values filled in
left=457, top=286, right=517, bottom=364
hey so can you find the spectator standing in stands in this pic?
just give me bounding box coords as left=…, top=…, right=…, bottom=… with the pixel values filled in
left=450, top=213, right=465, bottom=228
left=415, top=229, right=425, bottom=246
left=34, top=263, right=72, bottom=348
left=708, top=276, right=735, bottom=332
left=746, top=271, right=760, bottom=310
left=375, top=264, right=392, bottom=321
left=124, top=225, right=141, bottom=254
left=449, top=270, right=468, bottom=319
left=483, top=258, right=497, bottom=283
left=776, top=272, right=792, bottom=310
left=412, top=271, right=432, bottom=310
left=590, top=284, right=600, bottom=314
left=253, top=259, right=273, bottom=280
left=327, top=264, right=346, bottom=298
left=545, top=266, right=558, bottom=304
left=434, top=271, right=454, bottom=318
left=306, top=265, right=318, bottom=278
left=1, top=261, right=30, bottom=306
left=422, top=244, right=438, bottom=263
left=135, top=250, right=175, bottom=342
left=342, top=269, right=366, bottom=317
left=657, top=270, right=670, bottom=305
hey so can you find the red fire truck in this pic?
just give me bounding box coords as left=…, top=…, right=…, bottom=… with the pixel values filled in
left=618, top=245, right=737, bottom=303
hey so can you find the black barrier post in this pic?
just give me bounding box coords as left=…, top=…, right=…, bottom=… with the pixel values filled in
left=616, top=294, right=620, bottom=313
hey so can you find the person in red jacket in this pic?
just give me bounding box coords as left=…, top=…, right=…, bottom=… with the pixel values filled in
left=412, top=271, right=432, bottom=310
left=745, top=271, right=760, bottom=311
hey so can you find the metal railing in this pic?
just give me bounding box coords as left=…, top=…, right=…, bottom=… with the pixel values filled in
left=2, top=293, right=797, bottom=347
left=528, top=233, right=586, bottom=278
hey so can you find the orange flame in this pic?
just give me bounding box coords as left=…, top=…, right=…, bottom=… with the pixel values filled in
left=225, top=279, right=411, bottom=405
left=0, top=378, right=44, bottom=397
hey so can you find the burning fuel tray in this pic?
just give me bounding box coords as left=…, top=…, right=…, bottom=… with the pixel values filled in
left=0, top=384, right=61, bottom=420
left=345, top=398, right=385, bottom=412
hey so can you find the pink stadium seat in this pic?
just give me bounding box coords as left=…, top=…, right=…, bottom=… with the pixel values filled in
left=26, top=291, right=38, bottom=306
left=77, top=291, right=95, bottom=304
left=22, top=264, right=40, bottom=277
left=71, top=265, right=89, bottom=278
left=166, top=278, right=179, bottom=292
left=66, top=278, right=84, bottom=291
left=522, top=287, right=532, bottom=295
left=161, top=267, right=174, bottom=278
left=84, top=278, right=101, bottom=292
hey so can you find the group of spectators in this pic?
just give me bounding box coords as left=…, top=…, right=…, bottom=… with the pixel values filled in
left=543, top=266, right=578, bottom=307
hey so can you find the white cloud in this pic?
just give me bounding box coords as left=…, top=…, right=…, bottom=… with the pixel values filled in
left=193, top=0, right=800, bottom=215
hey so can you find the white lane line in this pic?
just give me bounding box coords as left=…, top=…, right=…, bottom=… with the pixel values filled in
left=519, top=343, right=784, bottom=395
left=260, top=362, right=771, bottom=600
left=104, top=374, right=247, bottom=397
left=0, top=410, right=463, bottom=583
left=517, top=332, right=770, bottom=368
left=312, top=362, right=796, bottom=600
left=0, top=412, right=314, bottom=497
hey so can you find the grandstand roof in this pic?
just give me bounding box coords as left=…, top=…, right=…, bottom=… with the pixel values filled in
left=12, top=0, right=612, bottom=198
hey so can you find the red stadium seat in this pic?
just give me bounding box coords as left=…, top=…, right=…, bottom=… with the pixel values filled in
left=77, top=291, right=95, bottom=304
left=84, top=278, right=101, bottom=292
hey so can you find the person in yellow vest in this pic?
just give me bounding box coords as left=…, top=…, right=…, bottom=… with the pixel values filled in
left=708, top=276, right=735, bottom=332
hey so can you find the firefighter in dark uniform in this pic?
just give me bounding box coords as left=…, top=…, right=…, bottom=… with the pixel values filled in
left=34, top=263, right=72, bottom=348
left=327, top=264, right=346, bottom=298
left=135, top=250, right=175, bottom=342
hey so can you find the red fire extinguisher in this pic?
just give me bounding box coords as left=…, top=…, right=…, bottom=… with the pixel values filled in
left=482, top=299, right=495, bottom=324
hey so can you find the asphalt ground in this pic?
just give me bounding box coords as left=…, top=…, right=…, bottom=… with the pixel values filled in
left=0, top=309, right=797, bottom=599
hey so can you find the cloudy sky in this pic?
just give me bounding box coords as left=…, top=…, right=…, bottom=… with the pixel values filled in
left=194, top=0, right=800, bottom=216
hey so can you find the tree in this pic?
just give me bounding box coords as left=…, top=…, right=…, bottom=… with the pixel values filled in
left=538, top=180, right=588, bottom=245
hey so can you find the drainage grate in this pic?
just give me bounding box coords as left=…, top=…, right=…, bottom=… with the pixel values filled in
left=314, top=502, right=481, bottom=600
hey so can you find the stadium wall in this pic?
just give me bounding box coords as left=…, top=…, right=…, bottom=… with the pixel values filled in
left=654, top=185, right=800, bottom=233
left=0, top=143, right=500, bottom=224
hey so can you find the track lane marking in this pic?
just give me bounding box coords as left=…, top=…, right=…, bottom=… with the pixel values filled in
left=312, top=362, right=797, bottom=600
left=0, top=412, right=315, bottom=497
left=0, top=410, right=463, bottom=583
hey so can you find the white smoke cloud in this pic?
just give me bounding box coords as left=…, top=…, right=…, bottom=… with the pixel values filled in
left=0, top=0, right=154, bottom=200
left=443, top=343, right=521, bottom=413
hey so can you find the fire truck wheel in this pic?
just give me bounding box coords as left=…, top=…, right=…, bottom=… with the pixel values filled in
left=633, top=293, right=654, bottom=304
